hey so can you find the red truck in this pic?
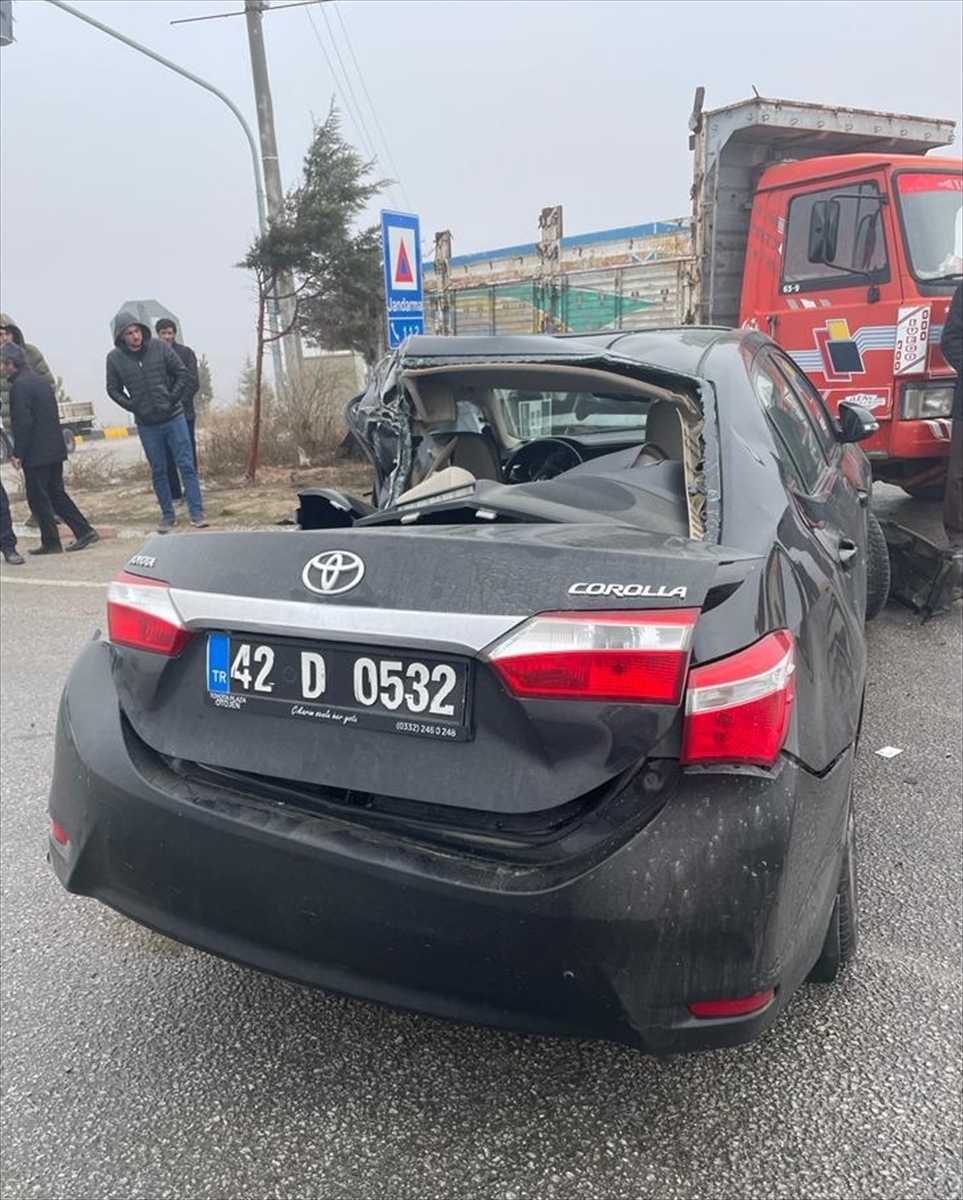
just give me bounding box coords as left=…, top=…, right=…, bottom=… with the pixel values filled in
left=425, top=91, right=962, bottom=497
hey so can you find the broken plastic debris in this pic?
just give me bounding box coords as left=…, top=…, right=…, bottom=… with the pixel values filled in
left=875, top=746, right=904, bottom=759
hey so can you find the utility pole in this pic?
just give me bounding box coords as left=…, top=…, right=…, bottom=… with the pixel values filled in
left=244, top=0, right=303, bottom=389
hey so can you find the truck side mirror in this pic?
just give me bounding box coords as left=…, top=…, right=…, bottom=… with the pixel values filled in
left=808, top=200, right=841, bottom=265
left=836, top=401, right=879, bottom=444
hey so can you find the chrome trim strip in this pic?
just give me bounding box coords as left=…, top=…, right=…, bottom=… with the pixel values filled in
left=168, top=589, right=524, bottom=653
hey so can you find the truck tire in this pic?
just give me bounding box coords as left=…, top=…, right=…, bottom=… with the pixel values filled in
left=865, top=512, right=890, bottom=621
left=0, top=430, right=11, bottom=466
left=63, top=429, right=77, bottom=455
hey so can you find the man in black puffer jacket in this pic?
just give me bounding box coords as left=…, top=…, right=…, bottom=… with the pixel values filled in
left=106, top=309, right=208, bottom=533
left=0, top=343, right=98, bottom=555
left=940, top=285, right=962, bottom=560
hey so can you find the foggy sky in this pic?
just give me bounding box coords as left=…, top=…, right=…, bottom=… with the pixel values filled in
left=1, top=0, right=961, bottom=426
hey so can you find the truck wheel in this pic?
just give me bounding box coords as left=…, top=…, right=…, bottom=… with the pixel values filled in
left=0, top=431, right=11, bottom=466
left=901, top=482, right=945, bottom=502
left=63, top=429, right=77, bottom=455
left=807, top=803, right=858, bottom=984
left=865, top=512, right=890, bottom=621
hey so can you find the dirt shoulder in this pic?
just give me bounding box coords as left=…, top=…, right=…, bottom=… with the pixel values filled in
left=3, top=458, right=373, bottom=533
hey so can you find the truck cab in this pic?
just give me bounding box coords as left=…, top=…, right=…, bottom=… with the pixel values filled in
left=739, top=155, right=961, bottom=494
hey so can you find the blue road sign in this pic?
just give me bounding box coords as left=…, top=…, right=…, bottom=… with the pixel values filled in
left=381, top=210, right=424, bottom=349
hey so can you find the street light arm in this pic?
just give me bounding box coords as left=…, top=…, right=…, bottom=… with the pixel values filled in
left=44, top=0, right=285, bottom=388
left=46, top=0, right=268, bottom=237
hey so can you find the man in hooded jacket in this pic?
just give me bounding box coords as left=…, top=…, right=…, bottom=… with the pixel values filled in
left=0, top=314, right=55, bottom=426
left=106, top=309, right=207, bottom=532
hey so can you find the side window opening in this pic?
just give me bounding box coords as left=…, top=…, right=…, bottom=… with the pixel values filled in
left=772, top=354, right=839, bottom=459
left=752, top=356, right=827, bottom=494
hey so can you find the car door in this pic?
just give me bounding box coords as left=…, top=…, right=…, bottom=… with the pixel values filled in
left=750, top=350, right=867, bottom=736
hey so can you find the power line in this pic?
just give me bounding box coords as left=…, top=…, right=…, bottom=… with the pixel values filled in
left=171, top=1, right=328, bottom=27
left=302, top=6, right=404, bottom=211
left=332, top=2, right=412, bottom=212
left=304, top=7, right=375, bottom=160
left=317, top=4, right=378, bottom=164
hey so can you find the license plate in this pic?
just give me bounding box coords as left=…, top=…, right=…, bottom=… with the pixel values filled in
left=206, top=634, right=471, bottom=741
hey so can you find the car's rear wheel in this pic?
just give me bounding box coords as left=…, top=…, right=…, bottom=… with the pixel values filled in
left=807, top=803, right=858, bottom=983
left=865, top=512, right=890, bottom=621
left=63, top=429, right=77, bottom=455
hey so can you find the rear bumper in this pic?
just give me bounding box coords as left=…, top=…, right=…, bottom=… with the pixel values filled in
left=49, top=640, right=854, bottom=1053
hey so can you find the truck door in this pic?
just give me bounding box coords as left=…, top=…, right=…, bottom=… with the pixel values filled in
left=756, top=178, right=899, bottom=452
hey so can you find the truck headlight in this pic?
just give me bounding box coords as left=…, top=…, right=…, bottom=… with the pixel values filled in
left=900, top=384, right=955, bottom=419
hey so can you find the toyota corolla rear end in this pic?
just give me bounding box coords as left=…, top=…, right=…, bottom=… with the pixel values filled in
left=47, top=522, right=854, bottom=1054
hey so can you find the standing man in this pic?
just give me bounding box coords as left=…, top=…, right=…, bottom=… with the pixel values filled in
left=1, top=313, right=63, bottom=529
left=0, top=343, right=98, bottom=555
left=941, top=284, right=962, bottom=564
left=106, top=309, right=207, bottom=533
left=154, top=318, right=200, bottom=503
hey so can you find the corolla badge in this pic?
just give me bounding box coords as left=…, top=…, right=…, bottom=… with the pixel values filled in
left=302, top=550, right=366, bottom=596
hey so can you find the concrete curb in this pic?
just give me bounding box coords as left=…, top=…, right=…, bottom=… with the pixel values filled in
left=12, top=522, right=147, bottom=541
left=74, top=427, right=139, bottom=445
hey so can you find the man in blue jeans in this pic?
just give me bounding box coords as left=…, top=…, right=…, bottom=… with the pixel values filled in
left=106, top=309, right=207, bottom=533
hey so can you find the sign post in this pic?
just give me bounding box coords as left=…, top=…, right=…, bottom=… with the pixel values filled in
left=381, top=210, right=425, bottom=349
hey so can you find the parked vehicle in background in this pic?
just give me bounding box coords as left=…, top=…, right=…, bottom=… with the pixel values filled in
left=50, top=327, right=884, bottom=1054
left=57, top=398, right=96, bottom=452
left=425, top=91, right=962, bottom=499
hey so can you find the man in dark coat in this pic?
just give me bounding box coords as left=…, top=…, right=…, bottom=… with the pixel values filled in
left=0, top=344, right=98, bottom=555
left=1, top=313, right=66, bottom=528
left=106, top=309, right=207, bottom=533
left=154, top=318, right=200, bottom=502
left=941, top=284, right=963, bottom=557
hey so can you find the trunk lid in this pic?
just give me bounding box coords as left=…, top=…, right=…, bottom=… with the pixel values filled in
left=112, top=527, right=757, bottom=814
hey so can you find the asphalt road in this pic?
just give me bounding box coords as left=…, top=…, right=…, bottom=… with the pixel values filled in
left=0, top=491, right=960, bottom=1200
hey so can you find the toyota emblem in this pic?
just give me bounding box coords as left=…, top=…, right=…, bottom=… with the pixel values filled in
left=302, top=550, right=366, bottom=596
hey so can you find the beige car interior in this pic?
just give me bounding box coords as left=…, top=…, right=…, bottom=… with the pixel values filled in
left=395, top=364, right=703, bottom=538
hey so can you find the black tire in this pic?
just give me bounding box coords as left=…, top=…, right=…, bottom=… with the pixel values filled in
left=807, top=804, right=858, bottom=983
left=865, top=511, right=890, bottom=621
left=0, top=430, right=11, bottom=466
left=63, top=429, right=77, bottom=455
left=901, top=482, right=944, bottom=502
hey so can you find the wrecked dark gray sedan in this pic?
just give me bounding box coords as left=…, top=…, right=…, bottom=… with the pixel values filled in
left=48, top=329, right=889, bottom=1053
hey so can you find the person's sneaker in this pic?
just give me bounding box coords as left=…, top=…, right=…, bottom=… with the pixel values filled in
left=2, top=549, right=25, bottom=565
left=27, top=544, right=62, bottom=555
left=64, top=530, right=100, bottom=552
left=190, top=515, right=210, bottom=529
left=157, top=515, right=177, bottom=534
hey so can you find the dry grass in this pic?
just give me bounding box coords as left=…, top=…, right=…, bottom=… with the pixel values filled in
left=202, top=386, right=353, bottom=481
left=58, top=460, right=372, bottom=530
left=2, top=398, right=372, bottom=530
left=35, top=412, right=372, bottom=530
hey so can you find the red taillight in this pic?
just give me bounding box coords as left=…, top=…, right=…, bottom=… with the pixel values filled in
left=107, top=570, right=194, bottom=657
left=688, top=989, right=775, bottom=1019
left=681, top=630, right=795, bottom=769
left=484, top=610, right=699, bottom=705
left=49, top=818, right=70, bottom=847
